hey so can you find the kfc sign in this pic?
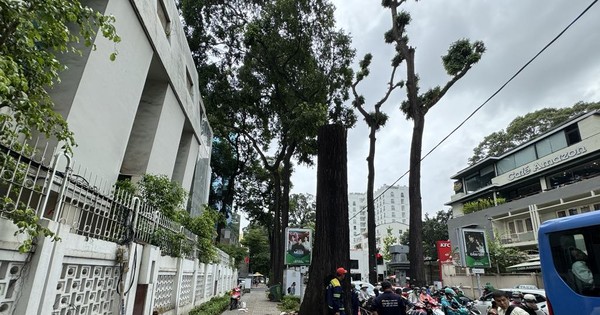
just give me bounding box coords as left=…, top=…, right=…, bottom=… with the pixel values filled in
left=436, top=240, right=452, bottom=262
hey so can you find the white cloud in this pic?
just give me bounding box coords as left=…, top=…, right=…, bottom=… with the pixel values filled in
left=290, top=1, right=600, bottom=217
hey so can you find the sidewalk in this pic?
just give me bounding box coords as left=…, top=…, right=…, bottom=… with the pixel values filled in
left=221, top=284, right=283, bottom=315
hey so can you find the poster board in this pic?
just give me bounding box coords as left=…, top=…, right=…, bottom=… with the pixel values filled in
left=285, top=228, right=312, bottom=265
left=461, top=228, right=491, bottom=268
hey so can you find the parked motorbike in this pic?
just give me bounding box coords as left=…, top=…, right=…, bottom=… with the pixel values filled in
left=230, top=288, right=241, bottom=310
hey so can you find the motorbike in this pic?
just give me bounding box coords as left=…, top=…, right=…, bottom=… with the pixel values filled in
left=230, top=289, right=241, bottom=310
left=408, top=300, right=444, bottom=315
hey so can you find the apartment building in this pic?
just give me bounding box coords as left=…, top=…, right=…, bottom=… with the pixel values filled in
left=446, top=111, right=600, bottom=259
left=349, top=185, right=410, bottom=251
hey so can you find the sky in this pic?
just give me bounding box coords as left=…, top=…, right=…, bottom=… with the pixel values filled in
left=287, top=0, right=600, bottom=218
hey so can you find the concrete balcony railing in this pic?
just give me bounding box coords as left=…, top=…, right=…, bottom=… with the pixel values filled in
left=499, top=231, right=535, bottom=245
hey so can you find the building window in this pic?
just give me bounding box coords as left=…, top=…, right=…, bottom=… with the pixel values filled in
left=391, top=192, right=394, bottom=197
left=565, top=124, right=582, bottom=145
left=535, top=131, right=567, bottom=158
left=401, top=193, right=404, bottom=198
left=157, top=0, right=171, bottom=39
left=392, top=212, right=396, bottom=217
left=391, top=199, right=395, bottom=203
left=350, top=260, right=359, bottom=269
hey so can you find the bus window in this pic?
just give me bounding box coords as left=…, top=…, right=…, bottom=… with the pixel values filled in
left=548, top=227, right=600, bottom=296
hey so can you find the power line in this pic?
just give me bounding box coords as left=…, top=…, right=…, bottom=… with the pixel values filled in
left=349, top=0, right=599, bottom=221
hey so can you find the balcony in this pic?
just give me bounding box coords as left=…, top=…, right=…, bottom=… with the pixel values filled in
left=499, top=231, right=535, bottom=245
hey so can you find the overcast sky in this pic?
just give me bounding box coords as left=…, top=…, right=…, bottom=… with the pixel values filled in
left=288, top=0, right=600, bottom=218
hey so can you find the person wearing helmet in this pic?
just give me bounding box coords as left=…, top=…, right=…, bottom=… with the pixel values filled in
left=511, top=291, right=523, bottom=306
left=441, top=287, right=461, bottom=315
left=326, top=267, right=348, bottom=315
left=519, top=294, right=544, bottom=315
left=407, top=287, right=419, bottom=304
left=491, top=290, right=529, bottom=315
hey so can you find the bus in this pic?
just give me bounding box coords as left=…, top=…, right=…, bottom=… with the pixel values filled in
left=538, top=210, right=600, bottom=314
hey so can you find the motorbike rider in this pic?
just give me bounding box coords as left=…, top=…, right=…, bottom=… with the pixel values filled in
left=441, top=287, right=462, bottom=315
left=518, top=294, right=544, bottom=315
left=408, top=287, right=420, bottom=304
left=229, top=286, right=241, bottom=310
left=358, top=284, right=371, bottom=308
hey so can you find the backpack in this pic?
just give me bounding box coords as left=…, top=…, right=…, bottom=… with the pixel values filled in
left=505, top=305, right=515, bottom=315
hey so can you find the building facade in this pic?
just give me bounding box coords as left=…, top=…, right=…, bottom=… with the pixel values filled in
left=0, top=1, right=224, bottom=314
left=447, top=111, right=600, bottom=259
left=48, top=0, right=212, bottom=215
left=349, top=185, right=410, bottom=250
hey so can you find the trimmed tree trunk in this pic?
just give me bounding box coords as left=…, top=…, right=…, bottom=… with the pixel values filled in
left=408, top=113, right=425, bottom=286
left=299, top=124, right=350, bottom=315
left=367, top=124, right=378, bottom=284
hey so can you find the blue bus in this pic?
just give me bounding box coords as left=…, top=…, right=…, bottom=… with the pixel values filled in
left=538, top=210, right=600, bottom=314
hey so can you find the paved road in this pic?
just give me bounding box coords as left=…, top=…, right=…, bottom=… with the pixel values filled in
left=221, top=284, right=284, bottom=315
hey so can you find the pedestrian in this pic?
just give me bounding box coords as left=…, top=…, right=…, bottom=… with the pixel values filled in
left=370, top=280, right=407, bottom=315
left=326, top=267, right=348, bottom=315
left=519, top=294, right=545, bottom=315
left=491, top=290, right=529, bottom=315
left=351, top=285, right=361, bottom=315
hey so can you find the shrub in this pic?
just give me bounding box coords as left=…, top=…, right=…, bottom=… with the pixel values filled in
left=279, top=295, right=300, bottom=312
left=189, top=295, right=229, bottom=315
left=463, top=197, right=506, bottom=214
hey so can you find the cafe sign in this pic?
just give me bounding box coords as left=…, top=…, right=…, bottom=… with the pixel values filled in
left=504, top=145, right=587, bottom=182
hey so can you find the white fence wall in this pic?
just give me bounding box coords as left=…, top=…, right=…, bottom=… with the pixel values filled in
left=0, top=140, right=236, bottom=315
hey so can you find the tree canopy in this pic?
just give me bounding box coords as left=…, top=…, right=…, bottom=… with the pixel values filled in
left=469, top=101, right=600, bottom=164
left=0, top=0, right=120, bottom=148
left=181, top=0, right=356, bottom=285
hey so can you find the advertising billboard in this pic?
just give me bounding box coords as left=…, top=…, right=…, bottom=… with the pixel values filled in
left=285, top=228, right=312, bottom=266
left=461, top=229, right=491, bottom=268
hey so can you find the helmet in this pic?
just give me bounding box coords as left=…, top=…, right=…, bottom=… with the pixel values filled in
left=421, top=287, right=427, bottom=291
left=512, top=290, right=523, bottom=298
left=444, top=288, right=455, bottom=295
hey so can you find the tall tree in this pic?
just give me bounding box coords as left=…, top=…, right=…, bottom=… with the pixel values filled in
left=351, top=47, right=404, bottom=284
left=0, top=0, right=119, bottom=148
left=300, top=124, right=350, bottom=315
left=422, top=209, right=452, bottom=260
left=183, top=0, right=355, bottom=285
left=469, top=101, right=600, bottom=164
left=397, top=209, right=451, bottom=260
left=383, top=0, right=485, bottom=286
left=241, top=225, right=271, bottom=275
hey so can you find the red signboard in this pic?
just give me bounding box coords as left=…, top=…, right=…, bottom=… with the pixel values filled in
left=436, top=240, right=452, bottom=262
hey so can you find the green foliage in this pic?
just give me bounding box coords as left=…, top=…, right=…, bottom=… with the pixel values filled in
left=422, top=210, right=452, bottom=259
left=188, top=295, right=229, bottom=315
left=289, top=193, right=316, bottom=229
left=182, top=206, right=223, bottom=263
left=462, top=197, right=506, bottom=214
left=241, top=225, right=270, bottom=275
left=0, top=149, right=59, bottom=253
left=217, top=243, right=248, bottom=267
left=279, top=295, right=301, bottom=312
left=397, top=209, right=452, bottom=260
left=137, top=174, right=188, bottom=220
left=382, top=227, right=398, bottom=261
left=469, top=101, right=600, bottom=164
left=488, top=232, right=528, bottom=273
left=115, top=177, right=220, bottom=261
left=0, top=0, right=120, bottom=150
left=442, top=39, right=485, bottom=76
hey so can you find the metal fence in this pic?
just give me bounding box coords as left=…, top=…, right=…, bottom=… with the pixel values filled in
left=0, top=131, right=198, bottom=258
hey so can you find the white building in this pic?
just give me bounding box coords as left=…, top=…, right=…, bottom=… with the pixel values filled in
left=349, top=185, right=410, bottom=251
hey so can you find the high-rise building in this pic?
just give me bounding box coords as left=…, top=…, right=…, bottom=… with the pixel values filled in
left=349, top=185, right=410, bottom=251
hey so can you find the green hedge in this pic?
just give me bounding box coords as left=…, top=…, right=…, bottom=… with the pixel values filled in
left=189, top=295, right=229, bottom=315
left=279, top=295, right=300, bottom=312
